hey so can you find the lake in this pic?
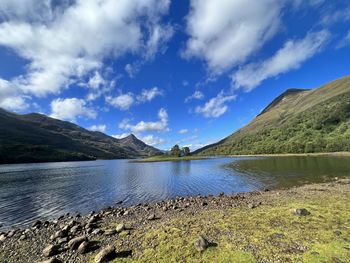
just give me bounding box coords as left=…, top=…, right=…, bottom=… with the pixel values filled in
left=0, top=156, right=349, bottom=231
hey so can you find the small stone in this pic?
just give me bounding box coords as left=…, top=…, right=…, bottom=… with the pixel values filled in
left=201, top=201, right=208, bottom=206
left=43, top=244, right=60, bottom=257
left=38, top=257, right=62, bottom=263
left=218, top=192, right=225, bottom=197
left=70, top=225, right=80, bottom=234
left=77, top=241, right=90, bottom=254
left=248, top=202, right=261, bottom=209
left=95, top=245, right=116, bottom=263
left=116, top=200, right=123, bottom=205
left=32, top=220, right=42, bottom=228
left=147, top=214, right=156, bottom=221
left=194, top=235, right=209, bottom=252
left=51, top=230, right=67, bottom=240
left=19, top=234, right=27, bottom=241
left=162, top=206, right=168, bottom=212
left=68, top=236, right=87, bottom=250
left=57, top=237, right=68, bottom=245
left=293, top=208, right=311, bottom=216
left=105, top=229, right=117, bottom=236
left=92, top=228, right=103, bottom=235
left=116, top=223, right=125, bottom=233
left=0, top=234, right=6, bottom=242
left=334, top=230, right=342, bottom=236
left=7, top=230, right=16, bottom=238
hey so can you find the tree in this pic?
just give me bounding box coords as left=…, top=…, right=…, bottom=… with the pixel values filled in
left=170, top=144, right=181, bottom=157
left=182, top=147, right=190, bottom=156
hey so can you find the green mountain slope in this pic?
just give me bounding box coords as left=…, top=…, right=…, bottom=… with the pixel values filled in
left=195, top=76, right=350, bottom=155
left=0, top=110, right=162, bottom=164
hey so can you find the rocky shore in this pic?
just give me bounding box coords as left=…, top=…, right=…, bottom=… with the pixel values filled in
left=1, top=178, right=349, bottom=263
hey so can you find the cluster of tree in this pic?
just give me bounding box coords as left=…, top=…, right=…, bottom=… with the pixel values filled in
left=198, top=92, right=350, bottom=155
left=169, top=144, right=191, bottom=157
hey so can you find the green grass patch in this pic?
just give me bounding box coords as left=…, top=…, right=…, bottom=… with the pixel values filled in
left=100, top=188, right=350, bottom=262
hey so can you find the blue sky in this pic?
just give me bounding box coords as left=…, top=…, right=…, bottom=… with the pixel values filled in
left=0, top=0, right=349, bottom=150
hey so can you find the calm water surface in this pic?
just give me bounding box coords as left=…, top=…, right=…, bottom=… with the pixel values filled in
left=0, top=156, right=349, bottom=230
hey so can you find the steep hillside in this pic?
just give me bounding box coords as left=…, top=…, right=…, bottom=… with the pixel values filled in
left=196, top=76, right=350, bottom=155
left=0, top=110, right=162, bottom=164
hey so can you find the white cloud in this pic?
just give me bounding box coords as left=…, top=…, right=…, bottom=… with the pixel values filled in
left=0, top=78, right=29, bottom=111
left=183, top=0, right=283, bottom=73
left=106, top=93, right=134, bottom=111
left=178, top=129, right=188, bottom=134
left=88, top=72, right=105, bottom=90
left=107, top=87, right=163, bottom=110
left=112, top=133, right=130, bottom=139
left=232, top=30, right=330, bottom=91
left=141, top=135, right=165, bottom=146
left=137, top=87, right=163, bottom=102
left=88, top=124, right=106, bottom=133
left=185, top=90, right=204, bottom=102
left=0, top=96, right=29, bottom=112
left=124, top=64, right=136, bottom=78
left=50, top=98, right=97, bottom=122
left=0, top=0, right=172, bottom=98
left=119, top=108, right=169, bottom=133
left=195, top=91, right=236, bottom=118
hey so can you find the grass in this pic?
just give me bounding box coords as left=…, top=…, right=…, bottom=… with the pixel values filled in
left=133, top=155, right=210, bottom=163
left=90, top=181, right=350, bottom=262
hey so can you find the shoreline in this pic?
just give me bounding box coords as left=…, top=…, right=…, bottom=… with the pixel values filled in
left=1, top=178, right=349, bottom=262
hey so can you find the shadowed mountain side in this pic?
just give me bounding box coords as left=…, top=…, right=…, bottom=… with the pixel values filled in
left=0, top=109, right=162, bottom=164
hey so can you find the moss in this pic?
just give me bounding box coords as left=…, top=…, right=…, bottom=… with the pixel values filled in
left=92, top=185, right=350, bottom=262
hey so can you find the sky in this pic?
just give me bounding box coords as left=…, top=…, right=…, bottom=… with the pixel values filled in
left=0, top=0, right=349, bottom=151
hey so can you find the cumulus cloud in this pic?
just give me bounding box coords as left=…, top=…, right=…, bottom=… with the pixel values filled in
left=137, top=87, right=163, bottom=102
left=141, top=135, right=165, bottom=146
left=112, top=133, right=130, bottom=139
left=88, top=124, right=106, bottom=133
left=106, top=93, right=134, bottom=111
left=50, top=98, right=97, bottom=122
left=0, top=0, right=172, bottom=103
left=183, top=0, right=283, bottom=73
left=232, top=30, right=330, bottom=91
left=119, top=108, right=169, bottom=133
left=0, top=78, right=29, bottom=111
left=195, top=91, right=236, bottom=118
left=178, top=129, right=188, bottom=134
left=107, top=87, right=163, bottom=110
left=185, top=90, right=204, bottom=103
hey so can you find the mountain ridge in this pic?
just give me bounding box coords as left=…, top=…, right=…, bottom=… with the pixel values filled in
left=0, top=109, right=162, bottom=164
left=195, top=76, right=350, bottom=155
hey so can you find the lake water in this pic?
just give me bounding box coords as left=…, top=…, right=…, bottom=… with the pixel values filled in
left=0, top=156, right=349, bottom=231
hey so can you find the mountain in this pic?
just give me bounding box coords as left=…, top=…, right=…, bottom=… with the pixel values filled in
left=0, top=109, right=162, bottom=164
left=195, top=76, right=350, bottom=155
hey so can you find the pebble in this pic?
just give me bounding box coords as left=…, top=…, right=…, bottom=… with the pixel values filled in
left=116, top=223, right=125, bottom=233
left=32, top=220, right=42, bottom=228
left=0, top=234, right=6, bottom=242
left=95, top=245, right=116, bottom=263
left=43, top=244, right=60, bottom=257
left=194, top=235, right=209, bottom=252
left=293, top=208, right=311, bottom=216
left=68, top=235, right=87, bottom=250
left=77, top=241, right=90, bottom=254
left=57, top=237, right=68, bottom=245
left=105, top=229, right=117, bottom=236
left=147, top=214, right=156, bottom=221
left=92, top=228, right=103, bottom=235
